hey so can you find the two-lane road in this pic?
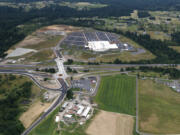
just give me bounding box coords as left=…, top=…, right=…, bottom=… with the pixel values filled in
left=21, top=79, right=68, bottom=135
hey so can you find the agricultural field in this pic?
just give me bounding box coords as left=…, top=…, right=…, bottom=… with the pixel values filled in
left=95, top=74, right=136, bottom=115
left=86, top=110, right=134, bottom=135
left=138, top=79, right=180, bottom=134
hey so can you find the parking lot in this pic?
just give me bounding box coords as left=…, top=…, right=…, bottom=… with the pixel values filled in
left=71, top=77, right=97, bottom=92
left=62, top=31, right=120, bottom=46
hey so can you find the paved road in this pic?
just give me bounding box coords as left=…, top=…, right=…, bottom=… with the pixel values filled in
left=65, top=64, right=178, bottom=68
left=0, top=69, right=62, bottom=91
left=21, top=79, right=68, bottom=135
left=0, top=64, right=37, bottom=68
left=21, top=35, right=68, bottom=135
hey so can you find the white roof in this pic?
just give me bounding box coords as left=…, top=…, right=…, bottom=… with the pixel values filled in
left=64, top=114, right=72, bottom=118
left=68, top=104, right=73, bottom=110
left=124, top=43, right=128, bottom=46
left=77, top=105, right=84, bottom=115
left=82, top=106, right=91, bottom=117
left=62, top=102, right=68, bottom=108
left=55, top=116, right=60, bottom=122
left=86, top=114, right=90, bottom=119
left=87, top=41, right=118, bottom=52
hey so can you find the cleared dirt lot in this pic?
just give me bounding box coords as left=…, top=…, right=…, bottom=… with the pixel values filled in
left=86, top=110, right=134, bottom=135
left=13, top=25, right=81, bottom=48
left=19, top=100, right=51, bottom=128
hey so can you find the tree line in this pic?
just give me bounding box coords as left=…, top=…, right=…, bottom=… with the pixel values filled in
left=0, top=80, right=33, bottom=135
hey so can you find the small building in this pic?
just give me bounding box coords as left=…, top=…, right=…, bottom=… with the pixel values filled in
left=77, top=105, right=84, bottom=115
left=82, top=106, right=91, bottom=118
left=64, top=114, right=72, bottom=118
left=68, top=104, right=73, bottom=110
left=55, top=116, right=60, bottom=122
left=62, top=102, right=68, bottom=109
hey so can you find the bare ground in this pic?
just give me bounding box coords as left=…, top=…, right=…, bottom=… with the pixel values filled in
left=19, top=100, right=51, bottom=128
left=86, top=110, right=134, bottom=135
left=14, top=25, right=82, bottom=48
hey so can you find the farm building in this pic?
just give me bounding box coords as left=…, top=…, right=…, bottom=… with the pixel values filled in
left=62, top=102, right=69, bottom=109
left=82, top=106, right=91, bottom=118
left=77, top=105, right=85, bottom=115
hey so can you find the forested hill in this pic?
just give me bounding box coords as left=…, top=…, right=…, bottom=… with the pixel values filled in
left=0, top=0, right=180, bottom=10
left=0, top=0, right=180, bottom=63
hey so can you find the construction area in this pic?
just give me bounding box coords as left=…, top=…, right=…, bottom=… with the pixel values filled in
left=62, top=31, right=134, bottom=52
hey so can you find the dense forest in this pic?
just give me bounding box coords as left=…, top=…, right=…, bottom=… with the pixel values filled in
left=0, top=0, right=180, bottom=62
left=172, top=32, right=180, bottom=44
left=0, top=74, right=33, bottom=135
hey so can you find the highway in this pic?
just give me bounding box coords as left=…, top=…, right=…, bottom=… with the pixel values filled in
left=65, top=64, right=178, bottom=68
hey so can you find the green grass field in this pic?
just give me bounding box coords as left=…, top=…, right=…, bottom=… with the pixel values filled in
left=139, top=79, right=180, bottom=134
left=29, top=107, right=60, bottom=135
left=95, top=74, right=136, bottom=115
left=29, top=106, right=98, bottom=135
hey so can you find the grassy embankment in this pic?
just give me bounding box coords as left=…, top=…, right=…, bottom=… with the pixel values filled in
left=139, top=79, right=180, bottom=134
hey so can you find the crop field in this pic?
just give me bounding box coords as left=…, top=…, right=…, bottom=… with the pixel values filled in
left=86, top=110, right=134, bottom=135
left=138, top=79, right=180, bottom=134
left=95, top=74, right=136, bottom=115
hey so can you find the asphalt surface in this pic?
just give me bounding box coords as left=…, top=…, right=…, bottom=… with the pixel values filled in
left=65, top=64, right=178, bottom=68
left=21, top=35, right=68, bottom=135
left=0, top=69, right=62, bottom=91
left=0, top=68, right=68, bottom=135
left=21, top=79, right=68, bottom=135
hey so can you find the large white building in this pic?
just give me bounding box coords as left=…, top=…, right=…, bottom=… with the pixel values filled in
left=82, top=106, right=91, bottom=118
left=85, top=41, right=118, bottom=52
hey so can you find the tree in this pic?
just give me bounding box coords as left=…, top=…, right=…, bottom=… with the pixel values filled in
left=66, top=89, right=73, bottom=100
left=67, top=59, right=74, bottom=65
left=67, top=67, right=72, bottom=72
left=120, top=68, right=124, bottom=72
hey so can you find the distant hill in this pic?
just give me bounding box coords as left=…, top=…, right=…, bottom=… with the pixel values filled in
left=0, top=0, right=179, bottom=10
